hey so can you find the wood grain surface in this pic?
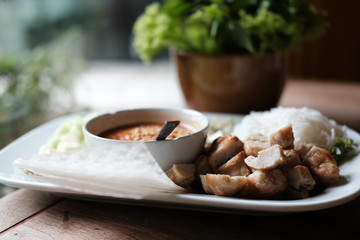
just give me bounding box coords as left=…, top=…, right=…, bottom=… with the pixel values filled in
left=0, top=190, right=63, bottom=234
left=0, top=189, right=359, bottom=240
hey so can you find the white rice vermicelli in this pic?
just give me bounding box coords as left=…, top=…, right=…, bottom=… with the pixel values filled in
left=232, top=107, right=346, bottom=149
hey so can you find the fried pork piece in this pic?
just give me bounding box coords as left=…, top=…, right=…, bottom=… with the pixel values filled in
left=283, top=149, right=302, bottom=167
left=295, top=143, right=314, bottom=161
left=243, top=134, right=270, bottom=156
left=285, top=165, right=315, bottom=191
left=194, top=154, right=211, bottom=176
left=166, top=164, right=196, bottom=187
left=200, top=174, right=247, bottom=196
left=269, top=124, right=294, bottom=149
left=304, top=146, right=340, bottom=186
left=215, top=151, right=250, bottom=177
left=207, top=135, right=243, bottom=171
left=242, top=169, right=287, bottom=198
left=246, top=133, right=268, bottom=142
left=193, top=154, right=212, bottom=188
left=244, top=145, right=286, bottom=170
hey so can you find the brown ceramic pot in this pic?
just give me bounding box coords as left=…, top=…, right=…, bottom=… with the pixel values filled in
left=174, top=50, right=286, bottom=114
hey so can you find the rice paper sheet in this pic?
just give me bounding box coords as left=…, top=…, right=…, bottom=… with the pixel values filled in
left=14, top=143, right=185, bottom=199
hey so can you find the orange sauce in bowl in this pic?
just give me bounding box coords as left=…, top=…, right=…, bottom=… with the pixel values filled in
left=100, top=122, right=194, bottom=141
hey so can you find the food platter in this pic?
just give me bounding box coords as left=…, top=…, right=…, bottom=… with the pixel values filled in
left=0, top=113, right=359, bottom=214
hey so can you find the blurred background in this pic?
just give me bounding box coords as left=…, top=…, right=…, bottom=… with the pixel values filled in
left=0, top=0, right=359, bottom=195
left=1, top=0, right=358, bottom=79
left=287, top=0, right=360, bottom=81
left=0, top=0, right=154, bottom=150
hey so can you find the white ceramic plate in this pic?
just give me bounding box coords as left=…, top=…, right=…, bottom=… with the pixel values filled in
left=1, top=113, right=359, bottom=214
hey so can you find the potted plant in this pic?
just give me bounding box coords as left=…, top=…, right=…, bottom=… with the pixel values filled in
left=132, top=0, right=326, bottom=113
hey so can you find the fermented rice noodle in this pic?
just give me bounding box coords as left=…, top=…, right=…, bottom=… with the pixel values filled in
left=232, top=107, right=346, bottom=149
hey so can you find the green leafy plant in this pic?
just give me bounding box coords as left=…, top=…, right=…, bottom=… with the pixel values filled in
left=0, top=28, right=85, bottom=115
left=133, top=0, right=327, bottom=63
left=330, top=137, right=355, bottom=163
left=0, top=28, right=85, bottom=148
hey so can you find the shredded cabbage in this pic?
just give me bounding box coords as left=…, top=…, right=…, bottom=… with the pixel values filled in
left=39, top=113, right=95, bottom=154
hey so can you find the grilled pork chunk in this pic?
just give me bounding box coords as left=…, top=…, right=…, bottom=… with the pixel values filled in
left=269, top=124, right=294, bottom=149
left=207, top=135, right=243, bottom=171
left=215, top=151, right=250, bottom=177
left=285, top=165, right=315, bottom=191
left=243, top=134, right=270, bottom=156
left=166, top=164, right=196, bottom=187
left=242, top=169, right=287, bottom=198
left=295, top=143, right=314, bottom=161
left=194, top=154, right=211, bottom=176
left=244, top=145, right=286, bottom=170
left=200, top=174, right=247, bottom=196
left=304, top=146, right=340, bottom=186
left=246, top=133, right=268, bottom=142
left=284, top=164, right=315, bottom=199
left=283, top=149, right=302, bottom=167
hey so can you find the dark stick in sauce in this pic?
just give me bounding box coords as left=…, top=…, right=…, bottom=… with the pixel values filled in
left=155, top=121, right=180, bottom=141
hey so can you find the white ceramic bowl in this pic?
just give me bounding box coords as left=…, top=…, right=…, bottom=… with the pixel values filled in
left=83, top=108, right=209, bottom=171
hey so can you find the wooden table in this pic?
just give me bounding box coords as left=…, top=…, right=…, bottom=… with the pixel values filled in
left=0, top=189, right=359, bottom=239
left=279, top=79, right=360, bottom=132
left=1, top=79, right=360, bottom=239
